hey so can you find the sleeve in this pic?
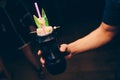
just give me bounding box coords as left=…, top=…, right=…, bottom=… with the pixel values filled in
left=102, top=0, right=120, bottom=27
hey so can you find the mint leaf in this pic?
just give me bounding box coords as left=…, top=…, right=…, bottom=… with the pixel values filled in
left=42, top=8, right=49, bottom=26
left=33, top=15, right=42, bottom=28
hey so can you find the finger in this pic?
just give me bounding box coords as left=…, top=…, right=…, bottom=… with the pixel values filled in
left=37, top=50, right=42, bottom=55
left=40, top=58, right=45, bottom=67
left=60, top=44, right=68, bottom=52
left=65, top=53, right=72, bottom=59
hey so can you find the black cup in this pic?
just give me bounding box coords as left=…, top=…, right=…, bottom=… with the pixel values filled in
left=36, top=30, right=67, bottom=75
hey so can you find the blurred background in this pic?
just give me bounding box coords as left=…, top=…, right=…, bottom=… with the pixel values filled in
left=0, top=0, right=118, bottom=80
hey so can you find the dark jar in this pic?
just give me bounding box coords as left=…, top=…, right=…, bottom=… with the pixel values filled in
left=36, top=31, right=67, bottom=75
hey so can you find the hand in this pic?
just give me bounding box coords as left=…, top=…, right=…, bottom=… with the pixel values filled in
left=37, top=44, right=72, bottom=67
left=59, top=44, right=72, bottom=59
left=37, top=50, right=45, bottom=67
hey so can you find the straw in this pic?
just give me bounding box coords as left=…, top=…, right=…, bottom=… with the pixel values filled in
left=34, top=2, right=42, bottom=19
left=34, top=2, right=46, bottom=34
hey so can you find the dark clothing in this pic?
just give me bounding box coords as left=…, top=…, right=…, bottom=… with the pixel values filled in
left=103, top=0, right=120, bottom=80
left=103, top=0, right=120, bottom=26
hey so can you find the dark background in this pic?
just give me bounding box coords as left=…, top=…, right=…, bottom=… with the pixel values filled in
left=0, top=0, right=118, bottom=80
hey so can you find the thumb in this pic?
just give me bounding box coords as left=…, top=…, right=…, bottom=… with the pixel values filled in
left=60, top=44, right=68, bottom=52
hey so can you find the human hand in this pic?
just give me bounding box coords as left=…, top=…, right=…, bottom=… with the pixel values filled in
left=59, top=44, right=72, bottom=59
left=37, top=44, right=72, bottom=67
left=37, top=50, right=45, bottom=67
